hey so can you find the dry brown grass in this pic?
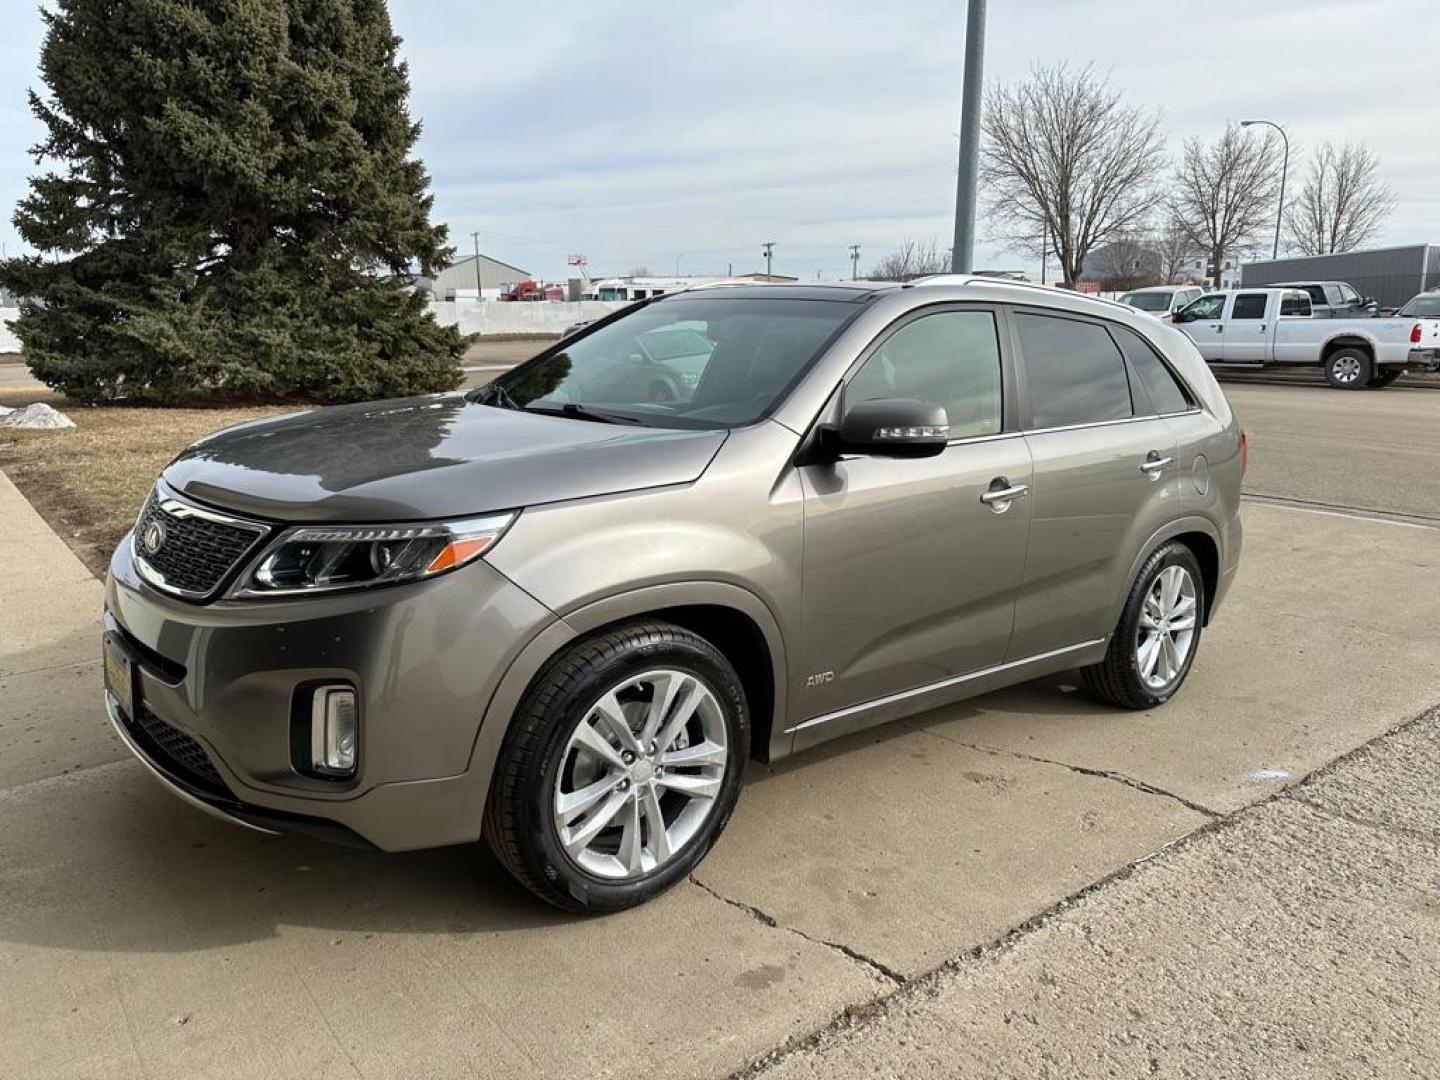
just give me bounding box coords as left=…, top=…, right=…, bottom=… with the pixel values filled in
left=0, top=388, right=285, bottom=576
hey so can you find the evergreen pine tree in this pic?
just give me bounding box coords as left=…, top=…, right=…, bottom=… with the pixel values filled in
left=1, top=0, right=465, bottom=403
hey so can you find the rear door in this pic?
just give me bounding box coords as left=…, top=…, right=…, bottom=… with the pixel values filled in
left=1006, top=309, right=1180, bottom=659
left=1221, top=291, right=1273, bottom=363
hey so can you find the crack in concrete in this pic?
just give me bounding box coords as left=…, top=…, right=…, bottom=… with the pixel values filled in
left=1286, top=793, right=1440, bottom=850
left=918, top=728, right=1223, bottom=819
left=689, top=874, right=906, bottom=987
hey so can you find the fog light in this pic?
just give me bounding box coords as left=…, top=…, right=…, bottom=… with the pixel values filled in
left=311, top=687, right=357, bottom=776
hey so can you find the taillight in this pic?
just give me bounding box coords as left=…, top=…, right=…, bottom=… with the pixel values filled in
left=1411, top=323, right=1424, bottom=344
left=1239, top=430, right=1248, bottom=478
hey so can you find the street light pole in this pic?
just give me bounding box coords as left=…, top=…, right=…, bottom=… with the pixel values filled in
left=675, top=253, right=684, bottom=277
left=762, top=241, right=775, bottom=280
left=1241, top=119, right=1289, bottom=261
left=951, top=0, right=987, bottom=273
left=849, top=244, right=861, bottom=280
left=470, top=230, right=483, bottom=299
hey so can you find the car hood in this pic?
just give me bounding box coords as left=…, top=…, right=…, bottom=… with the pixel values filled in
left=161, top=395, right=728, bottom=522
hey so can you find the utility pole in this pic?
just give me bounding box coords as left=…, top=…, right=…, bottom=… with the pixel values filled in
left=950, top=0, right=987, bottom=273
left=761, top=241, right=775, bottom=280
left=849, top=244, right=861, bottom=280
left=470, top=230, right=483, bottom=300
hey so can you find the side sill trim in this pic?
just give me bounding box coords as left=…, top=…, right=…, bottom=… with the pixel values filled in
left=784, top=638, right=1105, bottom=734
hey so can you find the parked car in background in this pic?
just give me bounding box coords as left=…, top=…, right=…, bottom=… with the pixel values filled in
left=1397, top=290, right=1440, bottom=319
left=104, top=277, right=1244, bottom=912
left=1118, top=285, right=1205, bottom=320
left=1272, top=280, right=1377, bottom=319
left=1174, top=287, right=1440, bottom=388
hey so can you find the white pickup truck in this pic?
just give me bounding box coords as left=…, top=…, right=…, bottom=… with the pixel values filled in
left=1173, top=287, right=1440, bottom=389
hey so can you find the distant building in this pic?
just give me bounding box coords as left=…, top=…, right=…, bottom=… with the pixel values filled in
left=429, top=253, right=532, bottom=301
left=1241, top=244, right=1439, bottom=309
left=733, top=272, right=800, bottom=283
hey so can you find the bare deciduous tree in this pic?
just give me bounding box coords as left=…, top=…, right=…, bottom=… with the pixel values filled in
left=867, top=238, right=948, bottom=281
left=1284, top=142, right=1395, bottom=256
left=628, top=264, right=653, bottom=277
left=1169, top=126, right=1282, bottom=287
left=980, top=63, right=1166, bottom=287
left=1153, top=218, right=1199, bottom=285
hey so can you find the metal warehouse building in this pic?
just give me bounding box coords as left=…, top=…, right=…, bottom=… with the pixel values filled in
left=1241, top=244, right=1439, bottom=310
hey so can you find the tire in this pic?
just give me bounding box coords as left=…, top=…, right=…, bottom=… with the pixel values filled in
left=1367, top=369, right=1402, bottom=388
left=1082, top=542, right=1206, bottom=710
left=646, top=380, right=676, bottom=403
left=484, top=621, right=749, bottom=913
left=1323, top=347, right=1373, bottom=389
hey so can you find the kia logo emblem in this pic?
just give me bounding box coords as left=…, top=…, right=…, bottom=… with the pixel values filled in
left=141, top=519, right=167, bottom=556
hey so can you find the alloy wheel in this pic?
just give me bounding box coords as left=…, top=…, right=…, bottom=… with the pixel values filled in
left=552, top=669, right=729, bottom=880
left=1135, top=565, right=1198, bottom=689
left=1333, top=355, right=1362, bottom=383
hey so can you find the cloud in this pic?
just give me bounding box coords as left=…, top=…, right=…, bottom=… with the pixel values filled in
left=0, top=0, right=1435, bottom=280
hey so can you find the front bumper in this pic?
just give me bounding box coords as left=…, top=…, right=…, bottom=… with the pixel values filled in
left=105, top=531, right=557, bottom=851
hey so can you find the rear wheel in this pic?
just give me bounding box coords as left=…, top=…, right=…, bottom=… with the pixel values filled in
left=1367, top=369, right=1402, bottom=388
left=484, top=622, right=748, bottom=913
left=1083, top=542, right=1205, bottom=710
left=1323, top=347, right=1372, bottom=389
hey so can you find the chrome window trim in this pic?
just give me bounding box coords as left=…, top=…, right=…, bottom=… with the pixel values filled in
left=133, top=481, right=272, bottom=601
left=785, top=638, right=1105, bottom=734
left=1022, top=407, right=1201, bottom=438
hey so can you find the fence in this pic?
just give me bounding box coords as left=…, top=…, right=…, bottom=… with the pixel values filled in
left=428, top=300, right=628, bottom=337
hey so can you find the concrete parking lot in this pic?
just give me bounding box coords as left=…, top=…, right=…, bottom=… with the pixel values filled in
left=2, top=381, right=1438, bottom=1078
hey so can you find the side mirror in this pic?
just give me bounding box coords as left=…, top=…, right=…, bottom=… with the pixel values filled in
left=1172, top=309, right=1190, bottom=323
left=833, top=398, right=949, bottom=458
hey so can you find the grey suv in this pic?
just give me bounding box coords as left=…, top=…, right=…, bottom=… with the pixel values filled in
left=103, top=278, right=1244, bottom=911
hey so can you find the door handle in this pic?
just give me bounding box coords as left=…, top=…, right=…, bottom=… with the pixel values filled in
left=1139, top=454, right=1173, bottom=479
left=980, top=479, right=1029, bottom=512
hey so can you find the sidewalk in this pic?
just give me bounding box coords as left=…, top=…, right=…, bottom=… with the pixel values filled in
left=755, top=707, right=1440, bottom=1079
left=0, top=469, right=117, bottom=790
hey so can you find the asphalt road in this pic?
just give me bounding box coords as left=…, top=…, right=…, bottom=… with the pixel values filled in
left=2, top=381, right=1438, bottom=1078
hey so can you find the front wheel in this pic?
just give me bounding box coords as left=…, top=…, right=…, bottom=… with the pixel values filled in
left=1082, top=542, right=1205, bottom=710
left=484, top=622, right=749, bottom=913
left=1323, top=347, right=1372, bottom=389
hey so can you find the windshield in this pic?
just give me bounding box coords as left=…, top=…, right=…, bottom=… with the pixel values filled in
left=1399, top=294, right=1440, bottom=318
left=487, top=296, right=859, bottom=429
left=1120, top=291, right=1172, bottom=312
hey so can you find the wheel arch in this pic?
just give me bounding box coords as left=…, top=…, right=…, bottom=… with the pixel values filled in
left=1319, top=334, right=1375, bottom=363
left=467, top=581, right=788, bottom=818
left=1113, top=517, right=1224, bottom=630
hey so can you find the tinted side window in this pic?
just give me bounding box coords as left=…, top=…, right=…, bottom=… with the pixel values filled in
left=1301, top=285, right=1326, bottom=305
left=1279, top=292, right=1312, bottom=316
left=1015, top=313, right=1132, bottom=429
left=1231, top=293, right=1268, bottom=319
left=1339, top=284, right=1359, bottom=303
left=1323, top=285, right=1343, bottom=305
left=1111, top=325, right=1191, bottom=415
left=847, top=310, right=1003, bottom=438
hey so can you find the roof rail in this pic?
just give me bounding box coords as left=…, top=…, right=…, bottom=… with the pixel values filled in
left=908, top=273, right=1137, bottom=315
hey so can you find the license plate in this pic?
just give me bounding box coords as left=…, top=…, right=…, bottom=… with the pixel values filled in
left=103, top=632, right=137, bottom=719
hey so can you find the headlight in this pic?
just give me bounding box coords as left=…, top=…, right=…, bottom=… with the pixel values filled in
left=230, top=512, right=515, bottom=597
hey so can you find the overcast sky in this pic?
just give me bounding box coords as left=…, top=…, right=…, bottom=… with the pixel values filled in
left=1, top=1, right=1436, bottom=282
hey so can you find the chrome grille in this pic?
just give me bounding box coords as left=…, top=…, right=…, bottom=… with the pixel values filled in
left=133, top=487, right=269, bottom=600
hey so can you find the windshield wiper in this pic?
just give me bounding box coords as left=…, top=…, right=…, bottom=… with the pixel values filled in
left=465, top=382, right=520, bottom=408
left=525, top=403, right=646, bottom=426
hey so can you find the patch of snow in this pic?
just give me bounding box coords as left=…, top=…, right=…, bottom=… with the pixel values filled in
left=0, top=402, right=76, bottom=429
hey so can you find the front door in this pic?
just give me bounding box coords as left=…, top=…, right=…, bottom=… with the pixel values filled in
left=1175, top=293, right=1227, bottom=361
left=1221, top=291, right=1272, bottom=363
left=796, top=307, right=1032, bottom=721
left=1006, top=309, right=1181, bottom=659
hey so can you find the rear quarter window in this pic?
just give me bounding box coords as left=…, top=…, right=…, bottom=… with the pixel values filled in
left=1110, top=325, right=1192, bottom=415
